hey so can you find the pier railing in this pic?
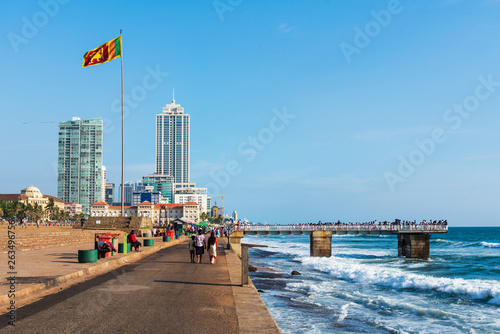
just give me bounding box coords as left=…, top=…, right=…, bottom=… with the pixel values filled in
left=231, top=224, right=448, bottom=234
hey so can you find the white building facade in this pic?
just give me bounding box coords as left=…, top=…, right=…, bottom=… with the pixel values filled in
left=173, top=183, right=209, bottom=213
left=90, top=201, right=201, bottom=224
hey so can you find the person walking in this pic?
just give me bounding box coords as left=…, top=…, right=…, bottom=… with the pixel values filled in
left=207, top=231, right=218, bottom=264
left=194, top=229, right=206, bottom=264
left=188, top=235, right=196, bottom=263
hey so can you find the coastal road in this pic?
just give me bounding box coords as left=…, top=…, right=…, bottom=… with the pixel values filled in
left=1, top=243, right=238, bottom=333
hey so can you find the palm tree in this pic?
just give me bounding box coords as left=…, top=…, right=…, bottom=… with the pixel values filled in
left=52, top=207, right=60, bottom=221
left=199, top=212, right=209, bottom=222
left=11, top=201, right=23, bottom=221
left=45, top=198, right=55, bottom=220
left=24, top=203, right=33, bottom=221
left=33, top=203, right=43, bottom=221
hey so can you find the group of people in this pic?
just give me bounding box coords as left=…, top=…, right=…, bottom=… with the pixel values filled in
left=188, top=229, right=218, bottom=264
left=235, top=219, right=449, bottom=231
left=123, top=228, right=219, bottom=264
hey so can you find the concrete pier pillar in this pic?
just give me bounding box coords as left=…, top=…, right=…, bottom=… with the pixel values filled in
left=310, top=231, right=332, bottom=257
left=228, top=231, right=244, bottom=257
left=397, top=233, right=430, bottom=259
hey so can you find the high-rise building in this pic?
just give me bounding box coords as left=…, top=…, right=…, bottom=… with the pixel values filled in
left=119, top=182, right=134, bottom=205
left=142, top=174, right=174, bottom=204
left=105, top=183, right=115, bottom=204
left=232, top=210, right=238, bottom=222
left=155, top=94, right=190, bottom=183
left=134, top=180, right=143, bottom=192
left=101, top=165, right=106, bottom=201
left=57, top=117, right=103, bottom=214
left=132, top=186, right=161, bottom=206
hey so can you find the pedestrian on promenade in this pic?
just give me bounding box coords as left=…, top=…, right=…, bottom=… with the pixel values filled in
left=188, top=235, right=196, bottom=263
left=207, top=231, right=218, bottom=264
left=128, top=230, right=142, bottom=252
left=194, top=229, right=206, bottom=264
left=80, top=217, right=85, bottom=230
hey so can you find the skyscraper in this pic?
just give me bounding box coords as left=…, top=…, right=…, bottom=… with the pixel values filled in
left=156, top=94, right=190, bottom=183
left=101, top=165, right=106, bottom=201
left=105, top=183, right=115, bottom=204
left=119, top=181, right=134, bottom=205
left=142, top=175, right=174, bottom=204
left=57, top=117, right=103, bottom=213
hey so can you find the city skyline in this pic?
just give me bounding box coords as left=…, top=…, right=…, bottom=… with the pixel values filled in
left=1, top=1, right=500, bottom=226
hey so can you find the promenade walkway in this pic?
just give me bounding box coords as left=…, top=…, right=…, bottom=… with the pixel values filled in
left=0, top=235, right=281, bottom=333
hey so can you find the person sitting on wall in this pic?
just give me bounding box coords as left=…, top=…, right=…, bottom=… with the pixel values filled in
left=97, top=240, right=116, bottom=257
left=127, top=230, right=142, bottom=252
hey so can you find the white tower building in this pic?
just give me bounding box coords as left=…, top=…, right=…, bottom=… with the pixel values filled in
left=155, top=91, right=190, bottom=184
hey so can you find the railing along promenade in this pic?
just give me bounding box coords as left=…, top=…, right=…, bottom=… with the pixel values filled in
left=232, top=224, right=448, bottom=234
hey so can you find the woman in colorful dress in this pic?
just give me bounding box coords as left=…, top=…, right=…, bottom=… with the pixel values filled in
left=207, top=231, right=218, bottom=264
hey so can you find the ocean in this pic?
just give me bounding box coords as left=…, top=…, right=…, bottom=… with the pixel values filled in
left=246, top=227, right=500, bottom=334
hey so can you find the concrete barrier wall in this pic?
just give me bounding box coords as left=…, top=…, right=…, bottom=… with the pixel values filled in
left=0, top=230, right=126, bottom=253
left=85, top=217, right=152, bottom=230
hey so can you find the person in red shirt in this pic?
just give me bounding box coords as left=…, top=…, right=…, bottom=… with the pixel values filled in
left=127, top=230, right=142, bottom=252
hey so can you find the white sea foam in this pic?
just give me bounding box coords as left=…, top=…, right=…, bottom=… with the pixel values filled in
left=480, top=242, right=500, bottom=248
left=288, top=280, right=462, bottom=320
left=334, top=248, right=393, bottom=257
left=337, top=302, right=353, bottom=322
left=435, top=238, right=454, bottom=243
left=299, top=257, right=500, bottom=305
left=248, top=236, right=393, bottom=258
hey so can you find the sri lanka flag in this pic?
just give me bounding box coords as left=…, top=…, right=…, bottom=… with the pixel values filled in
left=82, top=36, right=122, bottom=67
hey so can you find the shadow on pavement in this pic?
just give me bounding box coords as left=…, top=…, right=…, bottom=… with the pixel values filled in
left=154, top=280, right=236, bottom=287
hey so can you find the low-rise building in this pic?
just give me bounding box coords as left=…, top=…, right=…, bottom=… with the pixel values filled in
left=90, top=200, right=201, bottom=223
left=64, top=202, right=83, bottom=216
left=0, top=186, right=65, bottom=217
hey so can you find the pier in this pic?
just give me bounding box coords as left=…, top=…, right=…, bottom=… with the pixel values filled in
left=229, top=224, right=448, bottom=259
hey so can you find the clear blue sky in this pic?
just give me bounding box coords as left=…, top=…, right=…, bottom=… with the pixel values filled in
left=1, top=0, right=499, bottom=226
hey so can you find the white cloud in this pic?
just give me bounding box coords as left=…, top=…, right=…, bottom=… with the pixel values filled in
left=277, top=23, right=293, bottom=34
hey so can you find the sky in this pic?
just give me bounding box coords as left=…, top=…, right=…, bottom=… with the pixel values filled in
left=1, top=0, right=499, bottom=226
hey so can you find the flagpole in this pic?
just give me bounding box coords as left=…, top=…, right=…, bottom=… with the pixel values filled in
left=120, top=29, right=125, bottom=217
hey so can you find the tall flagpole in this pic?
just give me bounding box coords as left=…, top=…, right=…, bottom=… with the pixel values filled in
left=120, top=29, right=125, bottom=217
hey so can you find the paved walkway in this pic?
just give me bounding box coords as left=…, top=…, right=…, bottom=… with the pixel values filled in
left=0, top=235, right=281, bottom=333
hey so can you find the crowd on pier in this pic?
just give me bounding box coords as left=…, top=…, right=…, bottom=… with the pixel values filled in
left=235, top=219, right=448, bottom=231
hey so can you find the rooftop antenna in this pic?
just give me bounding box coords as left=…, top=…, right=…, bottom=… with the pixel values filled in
left=172, top=88, right=175, bottom=103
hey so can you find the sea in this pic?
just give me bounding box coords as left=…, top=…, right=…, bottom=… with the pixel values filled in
left=245, top=227, right=500, bottom=334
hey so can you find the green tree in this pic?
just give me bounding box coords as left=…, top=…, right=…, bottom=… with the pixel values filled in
left=23, top=203, right=33, bottom=221
left=199, top=211, right=209, bottom=222
left=45, top=197, right=55, bottom=220
left=33, top=203, right=43, bottom=221
left=11, top=201, right=24, bottom=220
left=52, top=207, right=60, bottom=220
left=0, top=200, right=7, bottom=218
